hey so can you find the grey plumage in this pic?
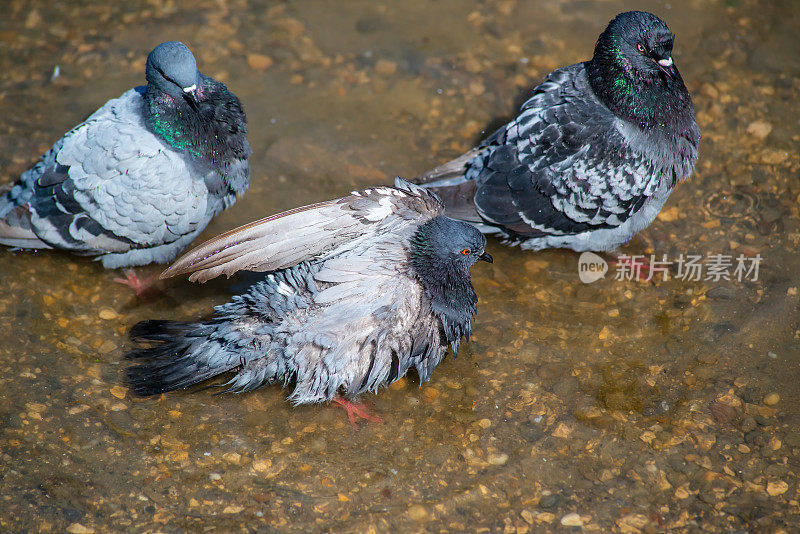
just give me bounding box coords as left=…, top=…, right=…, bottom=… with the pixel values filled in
left=0, top=41, right=251, bottom=268
left=417, top=11, right=700, bottom=252
left=126, top=178, right=492, bottom=404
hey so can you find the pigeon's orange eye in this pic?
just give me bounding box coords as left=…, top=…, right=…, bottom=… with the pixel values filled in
left=637, top=43, right=646, bottom=54
left=461, top=249, right=471, bottom=255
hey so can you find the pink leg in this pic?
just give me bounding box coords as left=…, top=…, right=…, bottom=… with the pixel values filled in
left=113, top=269, right=161, bottom=297
left=332, top=395, right=384, bottom=426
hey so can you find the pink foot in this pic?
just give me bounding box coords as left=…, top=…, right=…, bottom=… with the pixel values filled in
left=332, top=395, right=383, bottom=426
left=113, top=269, right=161, bottom=297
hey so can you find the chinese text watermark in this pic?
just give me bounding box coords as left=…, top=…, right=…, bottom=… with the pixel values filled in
left=578, top=252, right=762, bottom=284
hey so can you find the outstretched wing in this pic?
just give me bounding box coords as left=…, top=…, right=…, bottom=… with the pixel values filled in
left=472, top=63, right=658, bottom=238
left=162, top=178, right=444, bottom=283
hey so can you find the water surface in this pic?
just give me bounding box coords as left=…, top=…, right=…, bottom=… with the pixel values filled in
left=1, top=0, right=799, bottom=531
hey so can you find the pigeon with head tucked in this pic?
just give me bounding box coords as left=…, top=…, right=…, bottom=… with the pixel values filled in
left=125, top=179, right=492, bottom=420
left=0, top=41, right=251, bottom=268
left=417, top=11, right=700, bottom=252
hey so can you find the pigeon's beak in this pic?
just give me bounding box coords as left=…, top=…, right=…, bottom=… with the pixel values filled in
left=478, top=251, right=493, bottom=263
left=655, top=55, right=676, bottom=78
left=182, top=84, right=199, bottom=110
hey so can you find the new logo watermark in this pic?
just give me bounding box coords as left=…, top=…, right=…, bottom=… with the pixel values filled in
left=578, top=252, right=608, bottom=284
left=578, top=252, right=762, bottom=284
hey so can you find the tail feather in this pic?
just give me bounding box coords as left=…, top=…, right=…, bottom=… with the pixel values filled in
left=125, top=320, right=238, bottom=397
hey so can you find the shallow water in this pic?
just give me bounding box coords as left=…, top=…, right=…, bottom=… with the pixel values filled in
left=1, top=0, right=799, bottom=531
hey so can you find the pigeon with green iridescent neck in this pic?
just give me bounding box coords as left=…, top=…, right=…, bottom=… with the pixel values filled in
left=125, top=179, right=492, bottom=421
left=417, top=11, right=700, bottom=252
left=0, top=41, right=251, bottom=268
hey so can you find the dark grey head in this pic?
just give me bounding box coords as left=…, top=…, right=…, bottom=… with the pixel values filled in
left=145, top=41, right=202, bottom=105
left=592, top=11, right=676, bottom=82
left=587, top=11, right=695, bottom=129
left=411, top=216, right=492, bottom=274
left=410, top=216, right=491, bottom=351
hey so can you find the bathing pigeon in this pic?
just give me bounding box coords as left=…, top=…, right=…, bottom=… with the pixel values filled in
left=417, top=11, right=700, bottom=252
left=0, top=41, right=251, bottom=268
left=125, top=178, right=492, bottom=413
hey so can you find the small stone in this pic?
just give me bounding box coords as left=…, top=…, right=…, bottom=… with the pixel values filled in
left=252, top=459, right=272, bottom=472
left=552, top=422, right=573, bottom=439
left=763, top=393, right=780, bottom=406
left=110, top=386, right=127, bottom=399
left=766, top=480, right=789, bottom=496
left=223, top=505, right=244, bottom=514
left=247, top=53, right=273, bottom=70
left=598, top=326, right=610, bottom=340
left=25, top=10, right=42, bottom=29
left=223, top=452, right=241, bottom=465
left=66, top=524, right=94, bottom=534
left=618, top=513, right=649, bottom=532
left=738, top=444, right=751, bottom=454
left=488, top=453, right=508, bottom=465
left=422, top=387, right=440, bottom=401
left=560, top=513, right=583, bottom=527
left=374, top=59, right=397, bottom=77
left=209, top=473, right=222, bottom=481
left=746, top=120, right=772, bottom=140
left=674, top=486, right=690, bottom=499
left=406, top=504, right=428, bottom=521
left=535, top=512, right=556, bottom=523
left=761, top=150, right=788, bottom=165
left=520, top=510, right=534, bottom=524
left=98, top=308, right=118, bottom=320
left=478, top=418, right=492, bottom=429
left=468, top=80, right=485, bottom=96
left=657, top=206, right=680, bottom=222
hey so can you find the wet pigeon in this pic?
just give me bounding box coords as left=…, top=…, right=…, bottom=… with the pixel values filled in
left=0, top=41, right=251, bottom=268
left=125, top=178, right=492, bottom=412
left=417, top=11, right=700, bottom=252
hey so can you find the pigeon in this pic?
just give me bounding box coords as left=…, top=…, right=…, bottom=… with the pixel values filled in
left=0, top=41, right=251, bottom=268
left=125, top=178, right=492, bottom=419
left=416, top=11, right=700, bottom=252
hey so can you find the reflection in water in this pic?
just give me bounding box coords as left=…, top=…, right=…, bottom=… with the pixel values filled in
left=1, top=0, right=799, bottom=531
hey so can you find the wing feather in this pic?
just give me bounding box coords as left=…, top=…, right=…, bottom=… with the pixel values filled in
left=162, top=178, right=443, bottom=283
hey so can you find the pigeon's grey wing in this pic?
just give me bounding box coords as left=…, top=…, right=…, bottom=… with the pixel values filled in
left=473, top=64, right=658, bottom=238
left=24, top=89, right=209, bottom=255
left=163, top=178, right=444, bottom=283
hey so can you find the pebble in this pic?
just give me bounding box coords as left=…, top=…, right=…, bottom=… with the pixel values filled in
left=746, top=120, right=772, bottom=140
left=66, top=524, right=94, bottom=534
left=488, top=453, right=508, bottom=465
left=252, top=459, right=272, bottom=473
left=247, top=53, right=273, bottom=70
left=766, top=480, right=789, bottom=496
left=406, top=504, right=429, bottom=521
left=374, top=59, right=397, bottom=77
left=223, top=505, right=244, bottom=514
left=763, top=393, right=780, bottom=406
left=560, top=513, right=583, bottom=527
left=223, top=452, right=241, bottom=465
left=209, top=473, right=222, bottom=481
left=477, top=418, right=492, bottom=429
left=98, top=308, right=118, bottom=320
left=520, top=509, right=534, bottom=524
